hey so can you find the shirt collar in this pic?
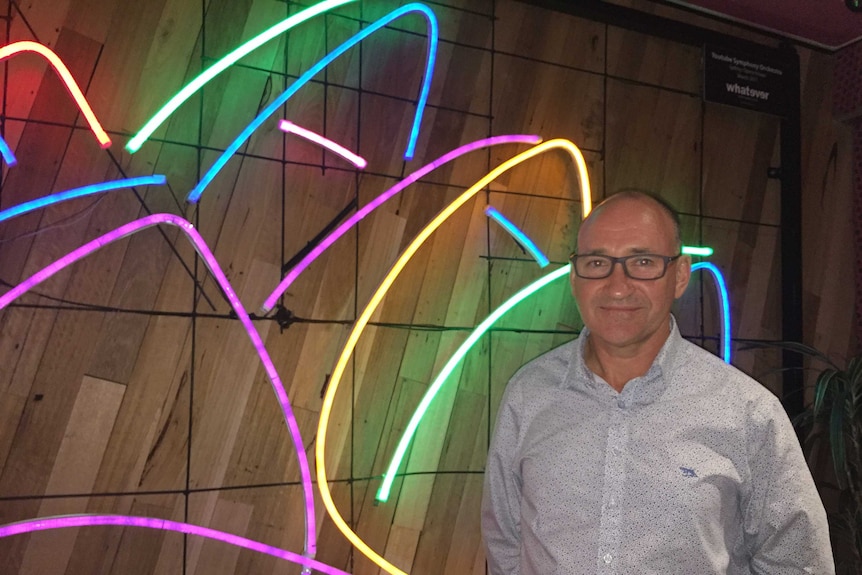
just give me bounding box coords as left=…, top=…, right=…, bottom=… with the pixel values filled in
left=565, top=316, right=683, bottom=404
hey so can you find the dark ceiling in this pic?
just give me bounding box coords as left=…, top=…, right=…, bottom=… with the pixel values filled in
left=663, top=0, right=862, bottom=51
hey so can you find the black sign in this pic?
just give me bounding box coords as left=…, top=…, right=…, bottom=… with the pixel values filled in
left=703, top=45, right=792, bottom=117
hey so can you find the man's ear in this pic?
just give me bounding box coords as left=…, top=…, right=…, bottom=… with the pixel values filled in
left=674, top=255, right=691, bottom=299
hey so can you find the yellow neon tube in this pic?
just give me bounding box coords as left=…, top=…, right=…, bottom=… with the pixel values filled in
left=315, top=139, right=591, bottom=574
left=0, top=41, right=111, bottom=148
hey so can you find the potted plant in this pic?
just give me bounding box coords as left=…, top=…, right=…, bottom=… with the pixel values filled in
left=776, top=342, right=861, bottom=574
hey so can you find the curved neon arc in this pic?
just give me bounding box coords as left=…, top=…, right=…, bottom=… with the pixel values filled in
left=376, top=264, right=571, bottom=502
left=484, top=205, right=550, bottom=268
left=691, top=262, right=731, bottom=363
left=316, top=139, right=591, bottom=575
left=682, top=245, right=713, bottom=256
left=125, top=0, right=355, bottom=153
left=0, top=515, right=349, bottom=575
left=187, top=3, right=439, bottom=203
left=0, top=175, right=167, bottom=224
left=0, top=41, right=111, bottom=148
left=260, top=134, right=542, bottom=313
left=0, top=134, right=17, bottom=166
left=0, top=214, right=318, bottom=559
left=279, top=120, right=367, bottom=168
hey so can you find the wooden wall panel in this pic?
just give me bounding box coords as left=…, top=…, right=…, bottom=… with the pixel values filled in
left=0, top=0, right=854, bottom=573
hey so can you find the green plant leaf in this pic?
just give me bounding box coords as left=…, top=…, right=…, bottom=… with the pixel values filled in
left=814, top=369, right=840, bottom=417
left=830, top=386, right=848, bottom=489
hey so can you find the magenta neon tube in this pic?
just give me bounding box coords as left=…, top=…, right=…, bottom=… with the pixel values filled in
left=0, top=515, right=348, bottom=574
left=260, top=134, right=542, bottom=312
left=0, top=214, right=318, bottom=558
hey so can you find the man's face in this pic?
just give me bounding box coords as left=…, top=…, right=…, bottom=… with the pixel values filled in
left=571, top=197, right=690, bottom=355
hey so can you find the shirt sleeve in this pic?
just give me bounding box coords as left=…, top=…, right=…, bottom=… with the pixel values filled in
left=743, top=395, right=835, bottom=574
left=481, top=379, right=524, bottom=575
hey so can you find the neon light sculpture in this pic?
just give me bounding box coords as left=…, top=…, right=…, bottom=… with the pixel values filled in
left=376, top=264, right=571, bottom=502
left=682, top=245, right=714, bottom=256
left=0, top=175, right=167, bottom=224
left=0, top=41, right=111, bottom=148
left=484, top=205, right=550, bottom=268
left=186, top=3, right=439, bottom=203
left=0, top=214, right=319, bottom=560
left=261, top=134, right=542, bottom=313
left=279, top=120, right=367, bottom=168
left=0, top=134, right=17, bottom=166
left=0, top=515, right=349, bottom=575
left=315, top=139, right=590, bottom=574
left=691, top=262, right=731, bottom=363
left=125, top=0, right=355, bottom=153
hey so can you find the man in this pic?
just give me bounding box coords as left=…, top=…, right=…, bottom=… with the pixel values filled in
left=481, top=191, right=834, bottom=574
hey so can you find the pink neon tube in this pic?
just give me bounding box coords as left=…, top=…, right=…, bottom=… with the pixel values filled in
left=0, top=214, right=317, bottom=558
left=279, top=120, right=367, bottom=168
left=260, top=134, right=542, bottom=312
left=0, top=41, right=111, bottom=148
left=0, top=515, right=349, bottom=575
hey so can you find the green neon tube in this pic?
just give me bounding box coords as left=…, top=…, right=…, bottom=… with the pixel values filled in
left=681, top=245, right=713, bottom=256
left=375, top=264, right=572, bottom=502
left=126, top=0, right=354, bottom=153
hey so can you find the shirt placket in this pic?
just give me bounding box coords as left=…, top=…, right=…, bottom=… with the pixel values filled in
left=597, top=399, right=629, bottom=574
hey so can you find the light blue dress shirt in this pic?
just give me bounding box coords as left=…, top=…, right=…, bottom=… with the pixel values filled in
left=482, top=318, right=834, bottom=574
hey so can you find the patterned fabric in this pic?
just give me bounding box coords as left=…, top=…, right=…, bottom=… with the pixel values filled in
left=481, top=318, right=834, bottom=575
left=833, top=42, right=862, bottom=343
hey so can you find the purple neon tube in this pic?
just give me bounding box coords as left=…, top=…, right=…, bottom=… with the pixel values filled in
left=0, top=515, right=349, bottom=575
left=0, top=213, right=318, bottom=558
left=260, top=134, right=542, bottom=312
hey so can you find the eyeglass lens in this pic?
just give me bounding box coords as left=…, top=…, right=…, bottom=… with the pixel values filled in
left=574, top=254, right=671, bottom=279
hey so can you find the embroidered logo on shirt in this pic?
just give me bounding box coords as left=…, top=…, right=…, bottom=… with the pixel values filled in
left=679, top=466, right=698, bottom=478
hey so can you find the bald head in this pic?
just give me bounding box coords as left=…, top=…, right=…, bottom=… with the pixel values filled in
left=578, top=191, right=682, bottom=253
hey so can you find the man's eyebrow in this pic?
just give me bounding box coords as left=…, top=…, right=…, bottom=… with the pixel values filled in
left=577, top=247, right=657, bottom=255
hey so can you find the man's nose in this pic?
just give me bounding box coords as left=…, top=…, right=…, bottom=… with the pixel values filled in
left=605, top=261, right=633, bottom=294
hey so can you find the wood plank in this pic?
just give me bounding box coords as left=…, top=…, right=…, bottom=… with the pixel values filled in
left=0, top=391, right=27, bottom=477
left=18, top=375, right=125, bottom=575
left=190, top=498, right=253, bottom=575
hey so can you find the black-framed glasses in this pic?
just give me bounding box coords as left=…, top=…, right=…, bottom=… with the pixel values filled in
left=569, top=253, right=682, bottom=280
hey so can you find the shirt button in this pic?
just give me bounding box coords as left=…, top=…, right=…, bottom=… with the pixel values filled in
left=603, top=553, right=613, bottom=564
left=617, top=398, right=627, bottom=409
left=608, top=497, right=617, bottom=508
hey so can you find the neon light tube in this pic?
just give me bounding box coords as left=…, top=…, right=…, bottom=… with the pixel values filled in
left=0, top=41, right=111, bottom=148
left=261, top=134, right=542, bottom=313
left=0, top=214, right=318, bottom=558
left=682, top=245, right=714, bottom=256
left=187, top=3, right=438, bottom=202
left=279, top=120, right=367, bottom=168
left=125, top=0, right=355, bottom=153
left=316, top=139, right=591, bottom=575
left=0, top=134, right=16, bottom=166
left=0, top=175, right=167, bottom=224
left=691, top=262, right=731, bottom=363
left=0, top=515, right=349, bottom=575
left=376, top=264, right=570, bottom=502
left=484, top=205, right=549, bottom=268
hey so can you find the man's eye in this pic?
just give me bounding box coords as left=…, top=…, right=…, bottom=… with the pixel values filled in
left=632, top=256, right=659, bottom=267
left=585, top=258, right=608, bottom=267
